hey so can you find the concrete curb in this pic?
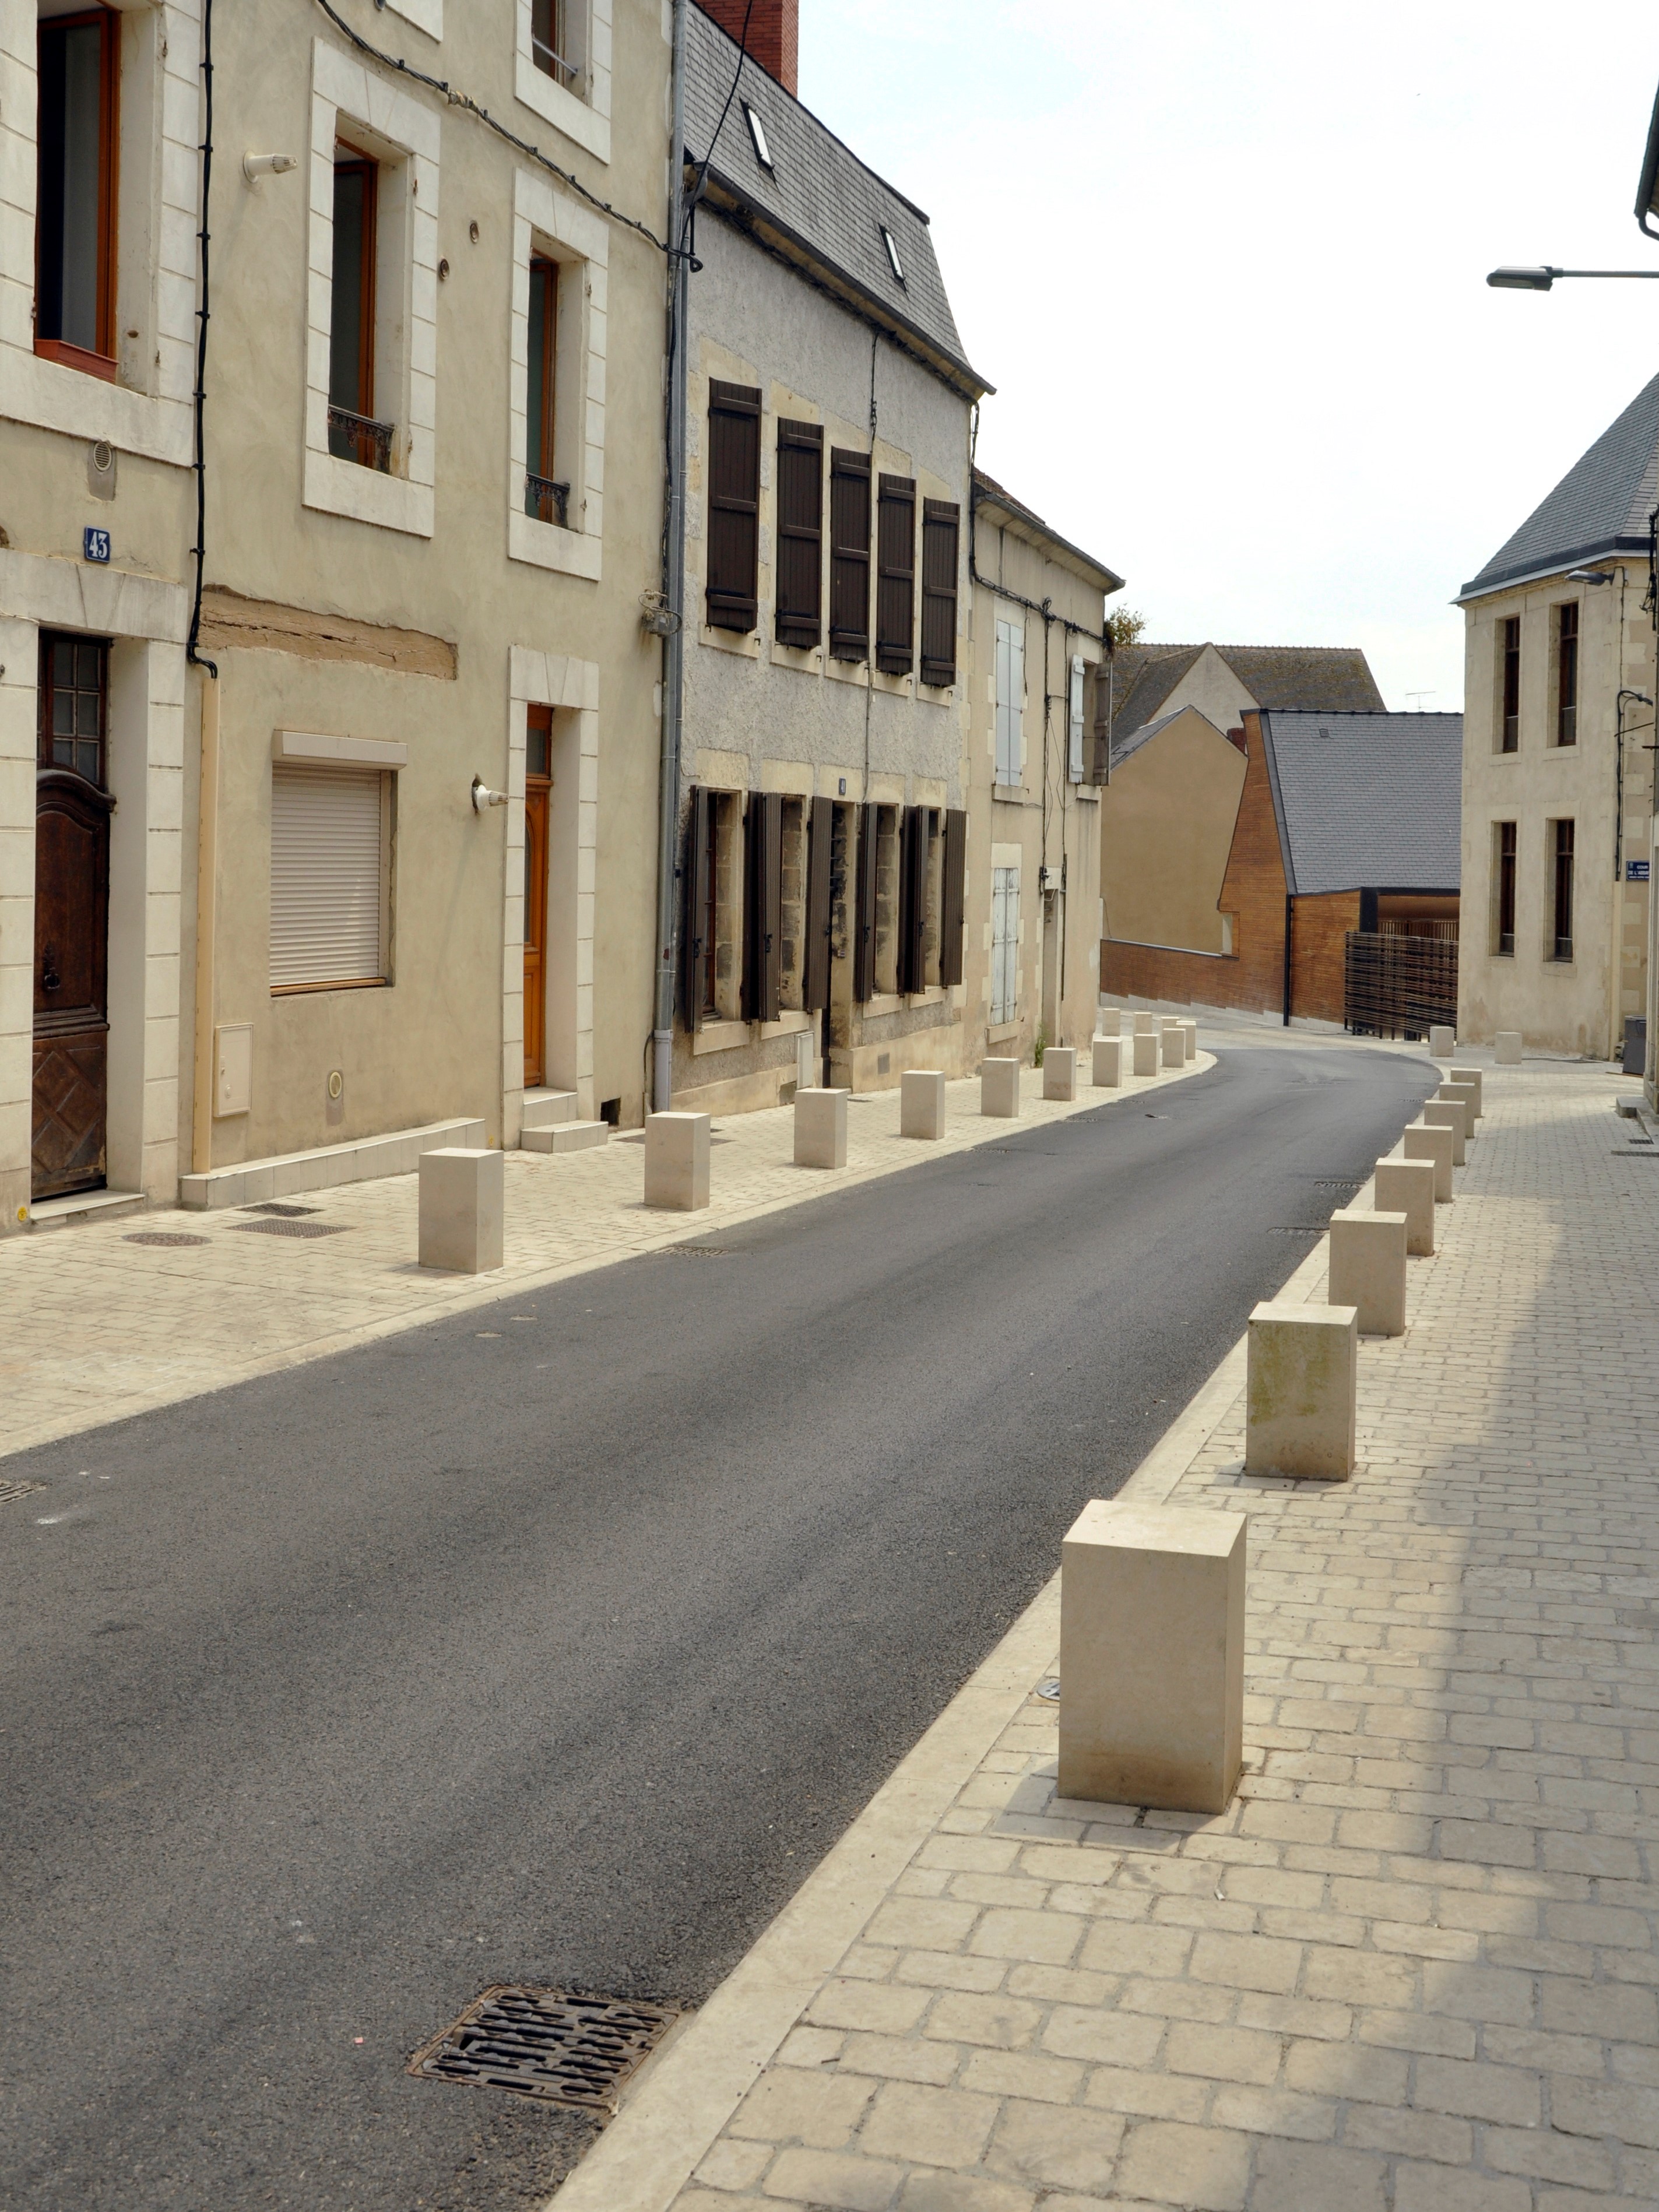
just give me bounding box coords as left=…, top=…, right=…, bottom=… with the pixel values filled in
left=543, top=1224, right=1334, bottom=2210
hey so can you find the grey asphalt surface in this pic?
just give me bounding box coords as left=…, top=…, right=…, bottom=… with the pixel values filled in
left=0, top=1039, right=1436, bottom=2211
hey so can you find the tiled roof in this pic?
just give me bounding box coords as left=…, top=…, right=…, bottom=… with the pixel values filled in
left=1458, top=371, right=1659, bottom=599
left=971, top=469, right=1123, bottom=595
left=684, top=7, right=985, bottom=395
left=1108, top=642, right=1384, bottom=745
left=1260, top=711, right=1463, bottom=896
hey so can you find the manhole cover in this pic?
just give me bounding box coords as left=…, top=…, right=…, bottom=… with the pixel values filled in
left=1, top=1479, right=47, bottom=1506
left=230, top=1219, right=349, bottom=1239
left=242, top=1201, right=321, bottom=1216
left=124, top=1231, right=211, bottom=1247
left=409, top=1986, right=679, bottom=2112
left=1035, top=1678, right=1061, bottom=1702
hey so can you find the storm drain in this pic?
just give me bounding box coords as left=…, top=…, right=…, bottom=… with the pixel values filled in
left=231, top=1218, right=350, bottom=1240
left=1, top=1479, right=47, bottom=1506
left=1269, top=1224, right=1326, bottom=1236
left=124, top=1231, right=211, bottom=1248
left=408, top=1986, right=679, bottom=2112
left=241, top=1201, right=321, bottom=1216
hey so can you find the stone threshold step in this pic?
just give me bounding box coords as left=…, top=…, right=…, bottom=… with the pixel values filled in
left=521, top=1120, right=608, bottom=1155
left=521, top=1089, right=578, bottom=1131
left=26, top=1187, right=147, bottom=1232
left=180, top=1117, right=486, bottom=1211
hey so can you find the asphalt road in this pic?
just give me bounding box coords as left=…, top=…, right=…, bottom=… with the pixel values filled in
left=1, top=1039, right=1435, bottom=2211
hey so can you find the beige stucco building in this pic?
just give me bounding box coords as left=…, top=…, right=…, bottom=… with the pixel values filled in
left=1101, top=706, right=1246, bottom=958
left=1456, top=374, right=1657, bottom=1065
left=966, top=471, right=1118, bottom=1063
left=3, top=0, right=672, bottom=1230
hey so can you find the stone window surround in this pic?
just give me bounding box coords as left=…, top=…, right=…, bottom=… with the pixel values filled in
left=0, top=0, right=200, bottom=466
left=0, top=549, right=189, bottom=1229
left=382, top=0, right=442, bottom=38
left=504, top=646, right=597, bottom=1139
left=513, top=0, right=611, bottom=167
left=507, top=167, right=606, bottom=582
left=303, top=38, right=440, bottom=540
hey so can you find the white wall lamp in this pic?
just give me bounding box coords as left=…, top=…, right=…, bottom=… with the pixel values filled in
left=472, top=776, right=508, bottom=813
left=243, top=153, right=298, bottom=184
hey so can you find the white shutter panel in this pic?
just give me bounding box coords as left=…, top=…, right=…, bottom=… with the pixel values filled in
left=1010, top=624, right=1025, bottom=778
left=994, top=621, right=1011, bottom=782
left=1068, top=655, right=1085, bottom=783
left=270, top=763, right=386, bottom=988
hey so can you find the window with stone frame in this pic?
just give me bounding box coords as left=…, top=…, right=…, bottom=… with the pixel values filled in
left=778, top=798, right=807, bottom=1011
left=872, top=806, right=901, bottom=996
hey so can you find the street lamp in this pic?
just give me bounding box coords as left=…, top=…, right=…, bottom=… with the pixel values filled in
left=1487, top=265, right=1659, bottom=289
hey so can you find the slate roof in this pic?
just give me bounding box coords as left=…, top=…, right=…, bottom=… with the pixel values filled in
left=1258, top=711, right=1463, bottom=896
left=685, top=6, right=986, bottom=396
left=1109, top=704, right=1229, bottom=769
left=1458, top=371, right=1659, bottom=600
left=1109, top=642, right=1385, bottom=747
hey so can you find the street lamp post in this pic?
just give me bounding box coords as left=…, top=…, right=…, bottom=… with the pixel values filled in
left=1487, top=266, right=1659, bottom=289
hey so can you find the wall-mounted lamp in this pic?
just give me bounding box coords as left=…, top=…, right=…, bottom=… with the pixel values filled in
left=1567, top=568, right=1615, bottom=585
left=472, top=775, right=508, bottom=813
left=244, top=153, right=298, bottom=184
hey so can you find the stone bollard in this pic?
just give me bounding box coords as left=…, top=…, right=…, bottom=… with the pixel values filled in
left=1058, top=1499, right=1246, bottom=1816
left=1375, top=1155, right=1436, bottom=1256
left=1421, top=1099, right=1466, bottom=1167
left=1495, top=1031, right=1523, bottom=1064
left=981, top=1057, right=1020, bottom=1117
left=1096, top=1007, right=1122, bottom=1038
left=1430, top=1025, right=1456, bottom=1059
left=645, top=1111, right=711, bottom=1209
left=1328, top=1207, right=1408, bottom=1335
left=1438, top=1082, right=1478, bottom=1140
left=1043, top=1046, right=1077, bottom=1101
left=1246, top=1302, right=1359, bottom=1478
left=1133, top=1011, right=1156, bottom=1036
left=1092, top=1036, right=1123, bottom=1088
left=1401, top=1118, right=1453, bottom=1201
left=1131, top=1031, right=1161, bottom=1077
left=1450, top=1067, right=1484, bottom=1119
left=901, top=1068, right=946, bottom=1139
left=1160, top=1023, right=1183, bottom=1068
left=419, top=1148, right=504, bottom=1274
left=1180, top=1019, right=1198, bottom=1062
left=794, top=1086, right=849, bottom=1168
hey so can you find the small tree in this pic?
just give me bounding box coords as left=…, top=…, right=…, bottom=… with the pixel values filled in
left=1106, top=606, right=1147, bottom=652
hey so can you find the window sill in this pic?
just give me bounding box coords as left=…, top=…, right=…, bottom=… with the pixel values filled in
left=510, top=507, right=602, bottom=580
left=303, top=448, right=433, bottom=539
left=692, top=1018, right=751, bottom=1054
left=760, top=1011, right=812, bottom=1040
left=34, top=337, right=119, bottom=384
left=514, top=47, right=610, bottom=163
left=272, top=977, right=389, bottom=996
left=700, top=624, right=761, bottom=660
left=987, top=1019, right=1021, bottom=1043
left=771, top=639, right=825, bottom=673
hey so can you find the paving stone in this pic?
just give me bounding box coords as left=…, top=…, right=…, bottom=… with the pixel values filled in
left=983, top=2098, right=1126, bottom=2193
left=857, top=2081, right=1000, bottom=2168
left=923, top=1991, right=1045, bottom=2051
left=729, top=2066, right=876, bottom=2147
left=758, top=2146, right=906, bottom=2209
left=1391, top=2167, right=1532, bottom=2212
left=1114, top=2119, right=1252, bottom=2210
left=1247, top=2139, right=1387, bottom=2212
left=1164, top=2022, right=1281, bottom=2087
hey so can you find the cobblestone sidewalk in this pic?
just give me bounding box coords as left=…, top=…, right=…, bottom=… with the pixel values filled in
left=556, top=1061, right=1659, bottom=2212
left=0, top=1053, right=1208, bottom=1465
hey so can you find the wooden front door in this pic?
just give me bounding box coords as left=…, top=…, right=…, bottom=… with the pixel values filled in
left=33, top=635, right=113, bottom=1200
left=522, top=706, right=552, bottom=1088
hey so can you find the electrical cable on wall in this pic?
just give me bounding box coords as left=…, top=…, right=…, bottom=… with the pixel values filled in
left=187, top=0, right=217, bottom=677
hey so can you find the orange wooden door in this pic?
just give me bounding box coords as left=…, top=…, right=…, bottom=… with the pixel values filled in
left=523, top=715, right=552, bottom=1086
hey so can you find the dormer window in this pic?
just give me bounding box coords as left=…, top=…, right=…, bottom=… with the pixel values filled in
left=880, top=224, right=905, bottom=284
left=744, top=102, right=773, bottom=171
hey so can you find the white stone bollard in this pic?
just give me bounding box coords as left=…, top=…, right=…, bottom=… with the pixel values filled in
left=794, top=1087, right=849, bottom=1169
left=644, top=1111, right=711, bottom=1209
left=1133, top=1011, right=1156, bottom=1036
left=1160, top=1024, right=1183, bottom=1068
left=1375, top=1155, right=1436, bottom=1255
left=1430, top=1025, right=1456, bottom=1059
left=1092, top=1036, right=1123, bottom=1088
left=419, top=1147, right=504, bottom=1274
left=1246, top=1302, right=1358, bottom=1478
left=901, top=1068, right=946, bottom=1140
left=1043, top=1046, right=1077, bottom=1101
left=981, top=1057, right=1020, bottom=1117
left=1131, top=1031, right=1160, bottom=1077
left=1096, top=1007, right=1122, bottom=1038
left=1421, top=1099, right=1466, bottom=1167
left=1180, top=1019, right=1198, bottom=1062
left=1401, top=1118, right=1453, bottom=1201
left=1058, top=1499, right=1246, bottom=1816
left=1450, top=1067, right=1484, bottom=1118
left=1438, top=1082, right=1478, bottom=1140
left=1328, top=1207, right=1408, bottom=1335
left=1495, top=1031, right=1523, bottom=1064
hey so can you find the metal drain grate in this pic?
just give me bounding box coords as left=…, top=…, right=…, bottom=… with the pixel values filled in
left=1269, top=1224, right=1325, bottom=1236
left=1, top=1479, right=47, bottom=1506
left=230, top=1218, right=350, bottom=1239
left=241, top=1201, right=321, bottom=1217
left=665, top=1244, right=743, bottom=1258
left=409, top=1986, right=679, bottom=2112
left=124, top=1231, right=210, bottom=1247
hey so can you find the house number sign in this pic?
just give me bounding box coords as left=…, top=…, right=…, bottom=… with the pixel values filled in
left=83, top=527, right=111, bottom=564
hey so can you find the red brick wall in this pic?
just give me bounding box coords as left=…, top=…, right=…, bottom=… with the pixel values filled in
left=699, top=0, right=798, bottom=93
left=1102, top=940, right=1250, bottom=1010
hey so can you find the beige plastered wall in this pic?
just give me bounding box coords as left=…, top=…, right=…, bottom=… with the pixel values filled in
left=1139, top=642, right=1259, bottom=738
left=1459, top=564, right=1653, bottom=1060
left=965, top=510, right=1105, bottom=1068
left=1099, top=706, right=1246, bottom=955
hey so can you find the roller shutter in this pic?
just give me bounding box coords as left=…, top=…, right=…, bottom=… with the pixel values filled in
left=270, top=763, right=386, bottom=990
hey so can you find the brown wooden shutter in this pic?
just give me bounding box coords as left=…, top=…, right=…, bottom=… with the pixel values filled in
left=853, top=800, right=878, bottom=1002
left=775, top=419, right=823, bottom=649
left=743, top=790, right=783, bottom=1023
left=920, top=500, right=959, bottom=687
left=898, top=805, right=929, bottom=993
left=706, top=380, right=761, bottom=632
left=804, top=794, right=832, bottom=1012
left=940, top=807, right=966, bottom=987
left=829, top=448, right=871, bottom=662
left=876, top=474, right=916, bottom=675
left=681, top=786, right=711, bottom=1029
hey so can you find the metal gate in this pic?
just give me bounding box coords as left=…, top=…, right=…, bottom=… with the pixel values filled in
left=1344, top=930, right=1457, bottom=1040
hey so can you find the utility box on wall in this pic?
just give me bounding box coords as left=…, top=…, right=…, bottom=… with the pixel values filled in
left=214, top=1024, right=252, bottom=1118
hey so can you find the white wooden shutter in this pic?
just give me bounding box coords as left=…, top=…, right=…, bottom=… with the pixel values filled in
left=991, top=864, right=1018, bottom=1024
left=1068, top=656, right=1085, bottom=783
left=1010, top=623, right=1025, bottom=778
left=270, top=763, right=386, bottom=988
left=994, top=621, right=1012, bottom=783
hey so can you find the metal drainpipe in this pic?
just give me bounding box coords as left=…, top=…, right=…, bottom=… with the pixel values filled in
left=1282, top=893, right=1294, bottom=1026
left=652, top=0, right=691, bottom=1114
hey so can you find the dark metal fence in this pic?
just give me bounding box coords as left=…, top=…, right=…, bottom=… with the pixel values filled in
left=1344, top=930, right=1457, bottom=1040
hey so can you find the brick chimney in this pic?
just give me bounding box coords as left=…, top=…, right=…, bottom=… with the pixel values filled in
left=700, top=0, right=798, bottom=97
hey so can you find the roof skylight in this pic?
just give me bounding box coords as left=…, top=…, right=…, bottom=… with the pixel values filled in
left=744, top=103, right=774, bottom=171
left=880, top=225, right=905, bottom=283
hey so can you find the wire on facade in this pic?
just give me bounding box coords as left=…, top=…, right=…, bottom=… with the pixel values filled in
left=187, top=0, right=217, bottom=677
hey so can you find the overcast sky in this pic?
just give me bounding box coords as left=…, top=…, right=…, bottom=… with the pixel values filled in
left=799, top=1, right=1659, bottom=712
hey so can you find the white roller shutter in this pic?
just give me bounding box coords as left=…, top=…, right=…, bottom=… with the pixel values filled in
left=270, top=762, right=386, bottom=989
